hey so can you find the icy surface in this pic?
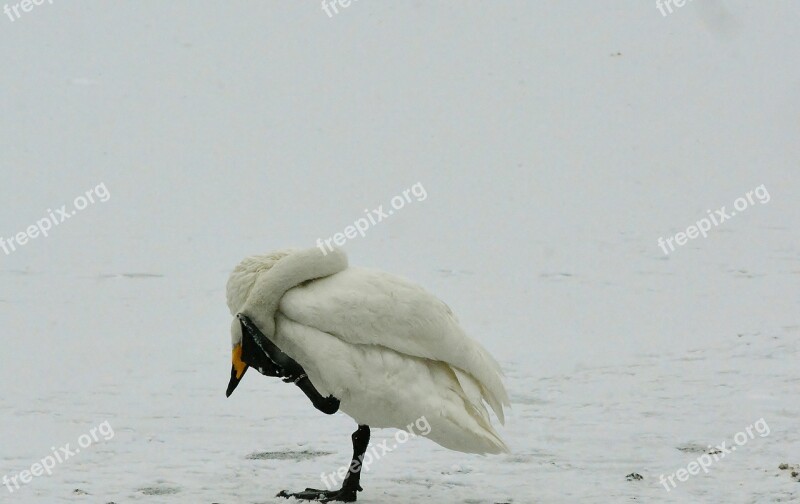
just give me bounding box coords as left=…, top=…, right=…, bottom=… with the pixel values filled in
left=0, top=1, right=798, bottom=503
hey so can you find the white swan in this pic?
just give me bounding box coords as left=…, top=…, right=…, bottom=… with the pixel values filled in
left=225, top=247, right=509, bottom=502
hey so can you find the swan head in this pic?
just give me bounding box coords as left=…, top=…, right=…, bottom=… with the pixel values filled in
left=225, top=249, right=294, bottom=396
left=225, top=249, right=295, bottom=317
left=225, top=247, right=348, bottom=396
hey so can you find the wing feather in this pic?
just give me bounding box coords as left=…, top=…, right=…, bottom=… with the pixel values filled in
left=278, top=267, right=510, bottom=422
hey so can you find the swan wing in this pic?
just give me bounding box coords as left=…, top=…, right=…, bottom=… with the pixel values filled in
left=278, top=267, right=510, bottom=423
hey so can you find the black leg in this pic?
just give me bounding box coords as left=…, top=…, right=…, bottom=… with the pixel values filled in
left=277, top=425, right=371, bottom=502
left=293, top=375, right=340, bottom=415
left=340, top=425, right=370, bottom=494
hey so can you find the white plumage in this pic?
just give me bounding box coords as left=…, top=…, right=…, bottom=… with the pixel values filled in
left=227, top=247, right=510, bottom=455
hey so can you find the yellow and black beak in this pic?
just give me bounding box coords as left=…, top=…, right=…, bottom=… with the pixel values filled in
left=226, top=343, right=249, bottom=397
left=227, top=314, right=291, bottom=397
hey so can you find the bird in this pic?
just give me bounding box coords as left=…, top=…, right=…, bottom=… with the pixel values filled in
left=225, top=247, right=510, bottom=502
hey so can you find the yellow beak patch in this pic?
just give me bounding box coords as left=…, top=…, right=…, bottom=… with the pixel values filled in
left=232, top=344, right=248, bottom=380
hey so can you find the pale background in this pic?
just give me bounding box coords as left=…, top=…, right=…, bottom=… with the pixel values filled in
left=0, top=1, right=798, bottom=502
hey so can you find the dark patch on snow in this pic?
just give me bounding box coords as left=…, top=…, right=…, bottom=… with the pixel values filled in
left=246, top=449, right=334, bottom=461
left=539, top=272, right=574, bottom=280
left=677, top=443, right=720, bottom=455
left=138, top=486, right=181, bottom=495
left=779, top=463, right=800, bottom=482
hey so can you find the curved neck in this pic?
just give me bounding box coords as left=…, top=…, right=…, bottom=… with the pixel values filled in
left=240, top=247, right=347, bottom=337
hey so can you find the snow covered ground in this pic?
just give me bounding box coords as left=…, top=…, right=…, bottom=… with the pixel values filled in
left=1, top=1, right=798, bottom=503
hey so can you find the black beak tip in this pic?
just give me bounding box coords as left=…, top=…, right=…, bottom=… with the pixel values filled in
left=227, top=367, right=242, bottom=398
left=226, top=380, right=238, bottom=398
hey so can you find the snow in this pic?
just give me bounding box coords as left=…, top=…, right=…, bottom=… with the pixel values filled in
left=1, top=1, right=798, bottom=502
